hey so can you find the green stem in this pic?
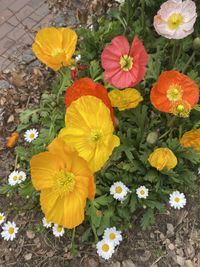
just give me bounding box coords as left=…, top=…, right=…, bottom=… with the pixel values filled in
left=158, top=129, right=171, bottom=140
left=171, top=41, right=176, bottom=66
left=141, top=0, right=145, bottom=31
left=56, top=71, right=67, bottom=104
left=174, top=42, right=182, bottom=67
left=91, top=223, right=98, bottom=243
left=182, top=51, right=195, bottom=74
left=14, top=155, right=18, bottom=170
left=70, top=227, right=76, bottom=255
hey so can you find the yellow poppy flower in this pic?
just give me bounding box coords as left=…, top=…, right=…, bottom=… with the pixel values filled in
left=180, top=128, right=200, bottom=151
left=148, top=148, right=177, bottom=171
left=32, top=27, right=77, bottom=71
left=59, top=96, right=120, bottom=172
left=108, top=88, right=143, bottom=111
left=30, top=138, right=95, bottom=229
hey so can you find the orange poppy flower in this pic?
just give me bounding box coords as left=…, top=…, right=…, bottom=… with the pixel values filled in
left=150, top=71, right=199, bottom=117
left=30, top=138, right=96, bottom=229
left=6, top=132, right=19, bottom=148
left=180, top=128, right=200, bottom=151
left=64, top=78, right=115, bottom=126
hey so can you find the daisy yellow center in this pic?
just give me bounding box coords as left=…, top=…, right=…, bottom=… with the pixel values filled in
left=8, top=227, right=14, bottom=234
left=90, top=129, right=103, bottom=143
left=51, top=48, right=64, bottom=57
left=56, top=226, right=63, bottom=233
left=167, top=13, right=183, bottom=30
left=0, top=215, right=3, bottom=220
left=13, top=175, right=18, bottom=181
left=29, top=133, right=35, bottom=139
left=109, top=233, right=116, bottom=240
left=140, top=190, right=145, bottom=195
left=54, top=171, right=75, bottom=195
left=174, top=197, right=180, bottom=203
left=102, top=244, right=110, bottom=252
left=167, top=85, right=182, bottom=102
left=115, top=186, right=122, bottom=193
left=19, top=175, right=23, bottom=180
left=120, top=55, right=133, bottom=71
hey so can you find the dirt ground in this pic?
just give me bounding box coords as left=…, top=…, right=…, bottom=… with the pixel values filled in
left=0, top=1, right=200, bottom=267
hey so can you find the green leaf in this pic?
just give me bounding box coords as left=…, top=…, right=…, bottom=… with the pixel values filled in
left=89, top=60, right=101, bottom=80
left=141, top=209, right=155, bottom=230
left=143, top=170, right=158, bottom=182
left=0, top=185, right=14, bottom=195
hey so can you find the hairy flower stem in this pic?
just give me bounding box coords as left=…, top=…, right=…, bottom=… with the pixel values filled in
left=174, top=42, right=182, bottom=67
left=182, top=51, right=195, bottom=74
left=141, top=0, right=145, bottom=32
left=56, top=69, right=70, bottom=104
left=171, top=41, right=176, bottom=66
left=70, top=227, right=76, bottom=255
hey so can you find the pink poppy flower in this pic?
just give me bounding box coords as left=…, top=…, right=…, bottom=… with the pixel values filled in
left=101, top=36, right=148, bottom=89
left=154, top=0, right=197, bottom=39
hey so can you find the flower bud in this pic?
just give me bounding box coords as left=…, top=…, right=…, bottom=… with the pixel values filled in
left=146, top=132, right=158, bottom=144
left=193, top=37, right=200, bottom=50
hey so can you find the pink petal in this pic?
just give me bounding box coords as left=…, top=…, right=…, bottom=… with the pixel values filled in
left=111, top=35, right=130, bottom=55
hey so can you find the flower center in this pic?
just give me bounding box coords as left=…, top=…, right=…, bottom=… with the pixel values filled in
left=115, top=186, right=122, bottom=194
left=90, top=129, right=103, bottom=143
left=56, top=226, right=63, bottom=233
left=109, top=233, right=116, bottom=240
left=174, top=197, right=180, bottom=203
left=19, top=175, right=23, bottom=180
left=140, top=190, right=145, bottom=195
left=54, top=171, right=75, bottom=195
left=29, top=133, right=35, bottom=139
left=51, top=48, right=64, bottom=57
left=167, top=13, right=183, bottom=30
left=172, top=101, right=191, bottom=118
left=120, top=54, right=133, bottom=71
left=102, top=244, right=110, bottom=252
left=0, top=215, right=3, bottom=220
left=167, top=84, right=182, bottom=102
left=8, top=227, right=14, bottom=234
left=13, top=175, right=18, bottom=181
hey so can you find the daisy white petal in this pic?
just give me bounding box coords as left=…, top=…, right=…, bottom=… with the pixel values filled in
left=52, top=224, right=65, bottom=237
left=169, top=191, right=186, bottom=209
left=103, top=227, right=122, bottom=247
left=8, top=171, right=19, bottom=186
left=136, top=186, right=149, bottom=199
left=17, top=171, right=26, bottom=184
left=1, top=221, right=19, bottom=241
left=110, top=181, right=129, bottom=201
left=24, top=128, right=39, bottom=143
left=96, top=239, right=115, bottom=260
left=42, top=217, right=52, bottom=228
left=0, top=213, right=5, bottom=225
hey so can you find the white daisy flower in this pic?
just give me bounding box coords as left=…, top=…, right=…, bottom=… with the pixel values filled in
left=52, top=224, right=65, bottom=237
left=75, top=54, right=81, bottom=61
left=17, top=171, right=26, bottom=184
left=136, top=185, right=149, bottom=199
left=0, top=213, right=5, bottom=225
left=103, top=227, right=122, bottom=247
left=169, top=191, right=186, bottom=210
left=110, top=181, right=129, bottom=201
left=1, top=221, right=19, bottom=241
left=8, top=170, right=19, bottom=186
left=96, top=239, right=115, bottom=260
left=42, top=217, right=52, bottom=228
left=24, top=128, right=39, bottom=143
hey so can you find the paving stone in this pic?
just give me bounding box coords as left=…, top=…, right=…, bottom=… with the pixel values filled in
left=0, top=9, right=13, bottom=25
left=0, top=22, right=13, bottom=39
left=9, top=0, right=30, bottom=12
left=7, top=27, right=26, bottom=41
left=0, top=37, right=15, bottom=54
left=15, top=5, right=34, bottom=21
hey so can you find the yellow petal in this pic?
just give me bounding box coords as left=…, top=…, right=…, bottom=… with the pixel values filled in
left=30, top=152, right=64, bottom=190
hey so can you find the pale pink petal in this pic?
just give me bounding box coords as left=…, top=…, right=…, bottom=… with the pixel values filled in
left=181, top=0, right=196, bottom=22
left=158, top=1, right=182, bottom=21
